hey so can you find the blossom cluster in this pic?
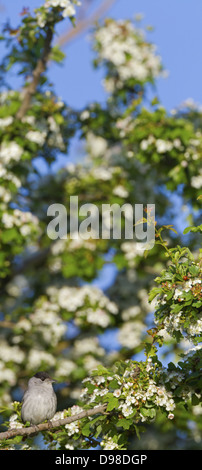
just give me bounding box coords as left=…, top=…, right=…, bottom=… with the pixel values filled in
left=24, top=111, right=66, bottom=150
left=140, top=135, right=183, bottom=154
left=0, top=142, right=23, bottom=165
left=154, top=277, right=202, bottom=341
left=1, top=209, right=39, bottom=237
left=65, top=157, right=126, bottom=184
left=157, top=311, right=202, bottom=338
left=100, top=436, right=120, bottom=450
left=191, top=169, right=202, bottom=189
left=117, top=320, right=145, bottom=349
left=140, top=132, right=202, bottom=174
left=121, top=241, right=144, bottom=268
left=50, top=233, right=97, bottom=257
left=0, top=167, right=21, bottom=205
left=35, top=0, right=81, bottom=27
left=0, top=340, right=26, bottom=400
left=93, top=19, right=163, bottom=93
left=19, top=300, right=67, bottom=346
left=86, top=131, right=108, bottom=158
left=46, top=284, right=119, bottom=329
left=0, top=90, right=67, bottom=170
left=81, top=360, right=180, bottom=428
left=45, top=0, right=80, bottom=16
left=114, top=107, right=202, bottom=193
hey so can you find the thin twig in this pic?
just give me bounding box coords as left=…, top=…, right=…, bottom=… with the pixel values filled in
left=0, top=321, right=16, bottom=329
left=57, top=0, right=117, bottom=48
left=0, top=404, right=107, bottom=441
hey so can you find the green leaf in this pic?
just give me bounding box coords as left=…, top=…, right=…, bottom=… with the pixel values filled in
left=191, top=394, right=200, bottom=406
left=183, top=226, right=192, bottom=234
left=117, top=418, right=132, bottom=430
left=81, top=421, right=91, bottom=437
left=106, top=395, right=119, bottom=411
left=134, top=424, right=141, bottom=440
left=140, top=407, right=156, bottom=418
left=95, top=424, right=103, bottom=438
left=148, top=288, right=161, bottom=302
left=183, top=225, right=202, bottom=234
left=1, top=227, right=19, bottom=243
left=91, top=365, right=109, bottom=376
left=50, top=45, right=66, bottom=64
left=189, top=265, right=199, bottom=276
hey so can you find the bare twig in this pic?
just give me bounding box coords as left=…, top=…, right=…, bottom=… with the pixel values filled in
left=57, top=0, right=117, bottom=48
left=0, top=404, right=107, bottom=441
left=0, top=321, right=16, bottom=329
left=16, top=27, right=53, bottom=120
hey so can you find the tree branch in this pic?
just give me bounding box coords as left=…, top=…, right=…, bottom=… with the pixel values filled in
left=0, top=404, right=107, bottom=441
left=16, top=27, right=53, bottom=120
left=57, top=0, right=117, bottom=48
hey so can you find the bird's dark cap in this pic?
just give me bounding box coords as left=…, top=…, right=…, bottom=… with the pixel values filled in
left=34, top=372, right=56, bottom=382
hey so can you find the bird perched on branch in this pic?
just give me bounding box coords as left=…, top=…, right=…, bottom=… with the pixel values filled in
left=21, top=372, right=57, bottom=425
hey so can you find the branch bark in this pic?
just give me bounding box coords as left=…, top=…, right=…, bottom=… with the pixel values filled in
left=0, top=404, right=107, bottom=441
left=16, top=27, right=53, bottom=120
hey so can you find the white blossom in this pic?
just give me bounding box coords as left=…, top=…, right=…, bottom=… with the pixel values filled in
left=86, top=132, right=108, bottom=157
left=91, top=166, right=113, bottom=180
left=120, top=403, right=133, bottom=417
left=118, top=321, right=144, bottom=348
left=155, top=139, right=173, bottom=153
left=0, top=362, right=16, bottom=385
left=191, top=173, right=202, bottom=189
left=26, top=130, right=46, bottom=146
left=55, top=359, right=76, bottom=377
left=65, top=421, right=79, bottom=436
left=45, top=0, right=80, bottom=14
left=0, top=341, right=25, bottom=364
left=9, top=414, right=23, bottom=430
left=80, top=110, right=90, bottom=120
left=84, top=308, right=111, bottom=328
left=0, top=142, right=23, bottom=163
left=113, top=185, right=129, bottom=198
left=27, top=349, right=56, bottom=368
left=113, top=389, right=122, bottom=397
left=101, top=437, right=120, bottom=450
left=74, top=337, right=104, bottom=356
left=0, top=116, right=14, bottom=127
left=94, top=19, right=163, bottom=92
